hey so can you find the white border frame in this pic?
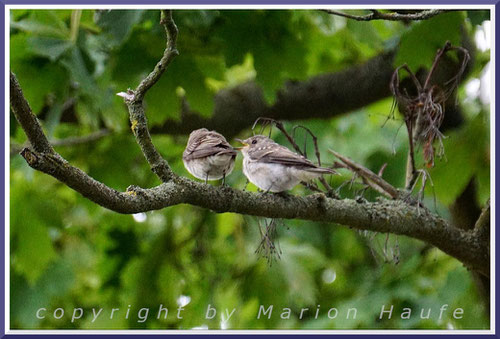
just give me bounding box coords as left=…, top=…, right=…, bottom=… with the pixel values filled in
left=5, top=3, right=496, bottom=335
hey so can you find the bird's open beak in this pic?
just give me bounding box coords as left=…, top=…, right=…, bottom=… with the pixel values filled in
left=234, top=138, right=248, bottom=151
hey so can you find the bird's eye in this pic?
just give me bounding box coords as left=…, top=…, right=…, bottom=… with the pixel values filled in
left=251, top=139, right=258, bottom=144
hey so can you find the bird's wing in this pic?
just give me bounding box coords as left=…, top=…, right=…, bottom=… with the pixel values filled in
left=184, top=132, right=236, bottom=160
left=249, top=144, right=317, bottom=168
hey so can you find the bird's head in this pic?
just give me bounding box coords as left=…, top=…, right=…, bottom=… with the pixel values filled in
left=235, top=135, right=272, bottom=155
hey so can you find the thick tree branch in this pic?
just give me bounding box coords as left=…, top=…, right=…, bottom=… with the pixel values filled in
left=151, top=51, right=396, bottom=139
left=149, top=24, right=474, bottom=140
left=17, top=146, right=489, bottom=277
left=10, top=72, right=54, bottom=154
left=321, top=9, right=446, bottom=22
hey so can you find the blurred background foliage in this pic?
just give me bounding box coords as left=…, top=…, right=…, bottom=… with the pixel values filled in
left=9, top=9, right=490, bottom=329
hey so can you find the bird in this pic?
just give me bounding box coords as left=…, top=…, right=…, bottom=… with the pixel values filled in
left=183, top=128, right=237, bottom=184
left=236, top=135, right=336, bottom=193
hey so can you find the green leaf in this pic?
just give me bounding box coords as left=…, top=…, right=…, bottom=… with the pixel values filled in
left=395, top=12, right=465, bottom=71
left=11, top=218, right=56, bottom=284
left=346, top=20, right=382, bottom=50
left=94, top=9, right=145, bottom=47
left=476, top=162, right=490, bottom=206
left=429, top=114, right=488, bottom=205
left=61, top=46, right=97, bottom=97
left=11, top=10, right=70, bottom=39
left=279, top=241, right=327, bottom=307
left=467, top=10, right=490, bottom=27
left=11, top=260, right=74, bottom=328
left=10, top=56, right=68, bottom=114
left=27, top=36, right=73, bottom=61
left=11, top=9, right=29, bottom=21
left=214, top=10, right=308, bottom=103
left=145, top=56, right=218, bottom=122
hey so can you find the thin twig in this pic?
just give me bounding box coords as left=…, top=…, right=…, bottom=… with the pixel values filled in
left=292, top=125, right=334, bottom=194
left=392, top=42, right=470, bottom=191
left=423, top=41, right=452, bottom=90
left=475, top=200, right=491, bottom=231
left=118, top=10, right=179, bottom=183
left=474, top=200, right=490, bottom=265
left=329, top=149, right=400, bottom=199
left=51, top=129, right=110, bottom=147
left=10, top=129, right=110, bottom=157
left=133, top=10, right=179, bottom=101
left=321, top=9, right=446, bottom=22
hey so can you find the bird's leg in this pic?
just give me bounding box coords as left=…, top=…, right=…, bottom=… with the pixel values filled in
left=264, top=183, right=274, bottom=194
left=222, top=172, right=226, bottom=186
left=275, top=191, right=291, bottom=199
left=205, top=172, right=208, bottom=185
left=243, top=178, right=250, bottom=191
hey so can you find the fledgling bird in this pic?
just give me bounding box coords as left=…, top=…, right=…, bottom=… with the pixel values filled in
left=183, top=128, right=237, bottom=184
left=237, top=135, right=336, bottom=193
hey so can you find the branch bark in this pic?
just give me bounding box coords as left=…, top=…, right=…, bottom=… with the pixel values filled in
left=14, top=145, right=489, bottom=277
left=10, top=72, right=54, bottom=154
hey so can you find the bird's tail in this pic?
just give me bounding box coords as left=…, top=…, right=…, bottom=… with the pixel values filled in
left=295, top=166, right=338, bottom=182
left=306, top=166, right=338, bottom=175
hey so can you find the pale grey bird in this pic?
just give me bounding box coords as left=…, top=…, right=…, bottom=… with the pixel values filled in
left=183, top=128, right=237, bottom=184
left=237, top=135, right=336, bottom=193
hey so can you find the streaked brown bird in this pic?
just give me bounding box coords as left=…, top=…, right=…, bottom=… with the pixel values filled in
left=183, top=128, right=237, bottom=184
left=237, top=135, right=336, bottom=192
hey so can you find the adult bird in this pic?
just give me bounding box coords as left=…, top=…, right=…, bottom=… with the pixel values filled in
left=183, top=128, right=237, bottom=184
left=237, top=135, right=336, bottom=192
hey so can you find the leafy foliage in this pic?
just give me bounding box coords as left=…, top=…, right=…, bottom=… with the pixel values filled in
left=9, top=9, right=490, bottom=330
left=395, top=11, right=465, bottom=71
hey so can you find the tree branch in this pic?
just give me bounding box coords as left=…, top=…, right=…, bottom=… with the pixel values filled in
left=10, top=72, right=54, bottom=154
left=133, top=10, right=179, bottom=102
left=117, top=10, right=179, bottom=183
left=10, top=129, right=110, bottom=157
left=16, top=145, right=489, bottom=277
left=329, top=149, right=400, bottom=199
left=474, top=199, right=490, bottom=249
left=321, top=9, right=446, bottom=22
left=150, top=51, right=396, bottom=139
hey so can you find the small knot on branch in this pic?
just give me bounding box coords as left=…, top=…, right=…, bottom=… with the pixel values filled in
left=20, top=147, right=39, bottom=167
left=315, top=193, right=328, bottom=210
left=168, top=47, right=179, bottom=56
left=126, top=185, right=148, bottom=197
